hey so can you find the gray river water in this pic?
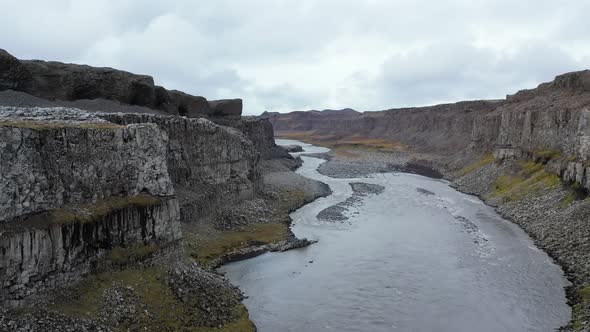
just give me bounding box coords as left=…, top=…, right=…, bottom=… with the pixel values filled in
left=219, top=140, right=571, bottom=332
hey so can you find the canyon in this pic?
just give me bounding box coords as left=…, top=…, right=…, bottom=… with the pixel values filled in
left=0, top=49, right=327, bottom=331
left=1, top=45, right=589, bottom=331
left=267, top=70, right=590, bottom=331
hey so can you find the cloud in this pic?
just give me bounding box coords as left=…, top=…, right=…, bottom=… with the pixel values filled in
left=0, top=0, right=589, bottom=114
left=369, top=41, right=583, bottom=109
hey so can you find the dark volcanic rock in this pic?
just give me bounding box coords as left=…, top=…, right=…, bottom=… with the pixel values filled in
left=0, top=49, right=240, bottom=119
left=209, top=98, right=242, bottom=117
left=0, top=49, right=32, bottom=92
left=21, top=59, right=157, bottom=107
left=168, top=90, right=211, bottom=117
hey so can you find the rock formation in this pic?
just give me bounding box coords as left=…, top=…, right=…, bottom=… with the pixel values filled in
left=209, top=98, right=243, bottom=117
left=0, top=49, right=243, bottom=118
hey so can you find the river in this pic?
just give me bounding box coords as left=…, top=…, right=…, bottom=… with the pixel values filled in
left=219, top=140, right=571, bottom=332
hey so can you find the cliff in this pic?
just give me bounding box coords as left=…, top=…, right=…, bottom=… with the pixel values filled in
left=269, top=71, right=590, bottom=189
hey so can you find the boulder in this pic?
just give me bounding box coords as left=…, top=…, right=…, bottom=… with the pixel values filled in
left=209, top=98, right=242, bottom=117
left=169, top=90, right=211, bottom=117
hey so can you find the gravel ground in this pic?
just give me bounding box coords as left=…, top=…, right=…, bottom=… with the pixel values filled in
left=0, top=309, right=113, bottom=332
left=317, top=182, right=385, bottom=222
left=0, top=90, right=168, bottom=115
left=315, top=149, right=444, bottom=179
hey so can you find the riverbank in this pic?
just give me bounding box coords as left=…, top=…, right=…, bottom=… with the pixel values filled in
left=0, top=152, right=331, bottom=332
left=184, top=157, right=332, bottom=269
left=0, top=48, right=339, bottom=331
left=221, top=140, right=571, bottom=331
left=284, top=141, right=588, bottom=331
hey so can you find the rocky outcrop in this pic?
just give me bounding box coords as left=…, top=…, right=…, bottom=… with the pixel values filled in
left=102, top=113, right=260, bottom=221
left=0, top=197, right=180, bottom=304
left=214, top=116, right=292, bottom=160
left=0, top=49, right=241, bottom=118
left=0, top=105, right=263, bottom=304
left=21, top=60, right=157, bottom=107
left=0, top=107, right=173, bottom=222
left=167, top=90, right=212, bottom=117
left=209, top=98, right=243, bottom=117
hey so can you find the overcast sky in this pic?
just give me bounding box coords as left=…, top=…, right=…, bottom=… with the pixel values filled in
left=1, top=0, right=589, bottom=115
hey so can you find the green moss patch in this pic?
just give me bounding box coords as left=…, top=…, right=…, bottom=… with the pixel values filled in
left=460, top=154, right=495, bottom=176
left=276, top=131, right=406, bottom=152
left=572, top=286, right=590, bottom=331
left=534, top=149, right=562, bottom=163
left=561, top=192, right=577, bottom=209
left=490, top=161, right=561, bottom=202
left=51, top=267, right=255, bottom=332
left=186, top=222, right=289, bottom=268
left=49, top=194, right=161, bottom=225
left=109, top=244, right=160, bottom=265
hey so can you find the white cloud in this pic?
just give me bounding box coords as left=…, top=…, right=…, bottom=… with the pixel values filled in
left=0, top=0, right=589, bottom=114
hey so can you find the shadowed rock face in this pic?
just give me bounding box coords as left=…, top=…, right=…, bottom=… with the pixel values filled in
left=21, top=60, right=157, bottom=107
left=0, top=198, right=181, bottom=303
left=167, top=90, right=212, bottom=117
left=0, top=49, right=242, bottom=118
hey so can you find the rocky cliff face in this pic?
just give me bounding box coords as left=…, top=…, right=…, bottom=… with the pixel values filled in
left=0, top=108, right=181, bottom=301
left=214, top=116, right=291, bottom=160
left=269, top=71, right=590, bottom=189
left=1, top=197, right=180, bottom=304
left=0, top=103, right=267, bottom=303
left=103, top=113, right=261, bottom=221
left=267, top=101, right=501, bottom=154
left=0, top=108, right=173, bottom=222
left=491, top=76, right=590, bottom=191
